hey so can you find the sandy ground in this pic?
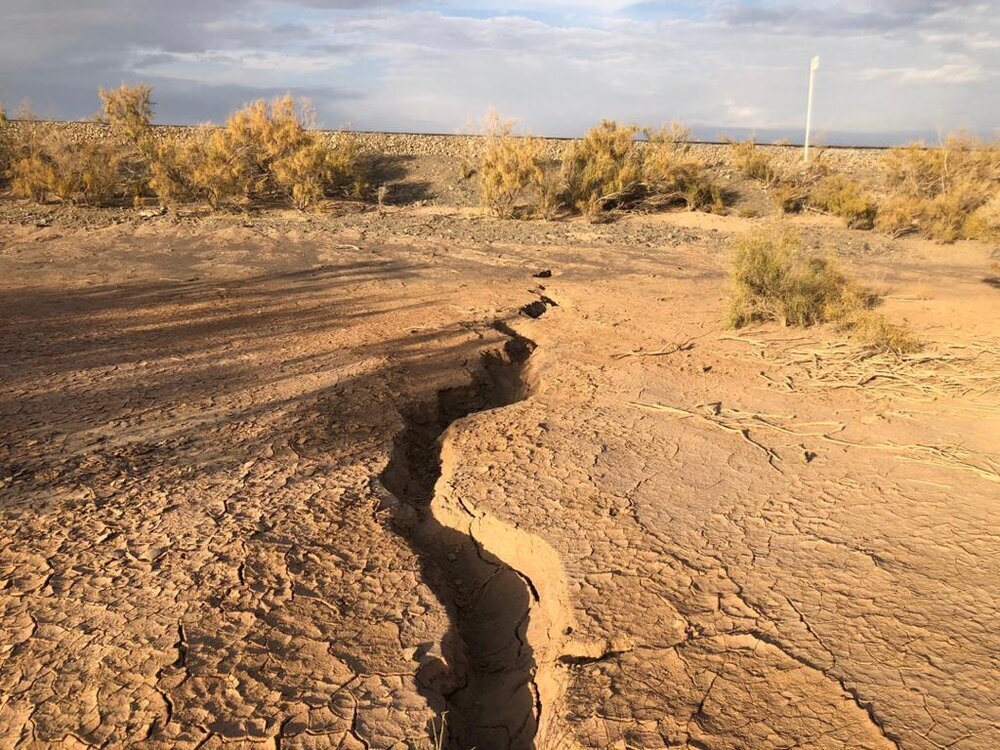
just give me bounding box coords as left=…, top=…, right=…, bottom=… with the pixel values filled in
left=0, top=203, right=997, bottom=750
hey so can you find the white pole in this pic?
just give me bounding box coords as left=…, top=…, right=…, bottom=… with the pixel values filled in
left=804, top=55, right=820, bottom=163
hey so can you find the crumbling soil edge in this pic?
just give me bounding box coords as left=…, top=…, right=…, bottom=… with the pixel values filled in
left=375, top=309, right=576, bottom=750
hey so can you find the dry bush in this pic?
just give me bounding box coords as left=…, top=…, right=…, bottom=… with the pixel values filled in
left=642, top=126, right=724, bottom=212
left=727, top=228, right=918, bottom=352
left=478, top=114, right=544, bottom=218
left=562, top=120, right=641, bottom=209
left=6, top=88, right=147, bottom=206
left=99, top=84, right=156, bottom=203
left=875, top=134, right=1000, bottom=241
left=730, top=138, right=779, bottom=185
left=727, top=229, right=851, bottom=327
left=808, top=173, right=877, bottom=229
left=837, top=309, right=921, bottom=355
left=148, top=133, right=206, bottom=207
left=100, top=84, right=153, bottom=145
left=559, top=120, right=722, bottom=217
left=7, top=106, right=51, bottom=202
left=8, top=105, right=124, bottom=206
left=774, top=182, right=809, bottom=213
left=43, top=133, right=124, bottom=205
left=534, top=167, right=564, bottom=220
left=0, top=104, right=11, bottom=180
left=166, top=96, right=363, bottom=210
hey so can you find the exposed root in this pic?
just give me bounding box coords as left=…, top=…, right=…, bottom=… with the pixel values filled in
left=628, top=400, right=1000, bottom=482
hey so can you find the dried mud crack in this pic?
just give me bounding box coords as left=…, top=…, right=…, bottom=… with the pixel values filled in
left=377, top=311, right=569, bottom=750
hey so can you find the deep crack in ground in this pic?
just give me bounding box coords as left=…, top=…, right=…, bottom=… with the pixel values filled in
left=378, top=315, right=552, bottom=750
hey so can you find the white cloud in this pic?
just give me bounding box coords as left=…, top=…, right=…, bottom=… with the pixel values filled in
left=0, top=0, right=997, bottom=141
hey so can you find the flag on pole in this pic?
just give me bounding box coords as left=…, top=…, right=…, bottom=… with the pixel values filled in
left=811, top=55, right=820, bottom=71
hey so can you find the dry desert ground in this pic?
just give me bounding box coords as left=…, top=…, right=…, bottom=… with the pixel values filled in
left=0, top=144, right=998, bottom=750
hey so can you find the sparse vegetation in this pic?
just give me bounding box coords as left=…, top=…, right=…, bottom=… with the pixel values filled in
left=169, top=96, right=364, bottom=210
left=0, top=104, right=11, bottom=183
left=3, top=86, right=365, bottom=211
left=875, top=134, right=1000, bottom=241
left=561, top=121, right=642, bottom=210
left=728, top=228, right=918, bottom=353
left=558, top=120, right=722, bottom=218
left=478, top=113, right=547, bottom=219
left=730, top=138, right=779, bottom=185
left=808, top=173, right=878, bottom=229
left=642, top=125, right=724, bottom=212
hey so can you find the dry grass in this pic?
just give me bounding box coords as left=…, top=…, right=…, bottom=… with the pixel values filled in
left=4, top=87, right=364, bottom=211
left=730, top=139, right=779, bottom=185
left=808, top=173, right=878, bottom=229
left=173, top=96, right=363, bottom=210
left=727, top=228, right=918, bottom=353
left=7, top=105, right=126, bottom=206
left=562, top=120, right=642, bottom=209
left=875, top=134, right=999, bottom=241
left=558, top=120, right=722, bottom=218
left=837, top=309, right=921, bottom=355
left=478, top=113, right=546, bottom=219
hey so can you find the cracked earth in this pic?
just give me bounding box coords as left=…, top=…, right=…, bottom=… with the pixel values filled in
left=0, top=206, right=997, bottom=750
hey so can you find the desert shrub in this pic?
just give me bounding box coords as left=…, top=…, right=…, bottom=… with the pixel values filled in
left=774, top=182, right=809, bottom=213
left=6, top=89, right=144, bottom=206
left=727, top=229, right=852, bottom=327
left=164, top=96, right=363, bottom=210
left=727, top=228, right=918, bottom=352
left=730, top=139, right=779, bottom=185
left=837, top=308, right=921, bottom=355
left=642, top=126, right=723, bottom=212
left=808, top=173, right=877, bottom=229
left=966, top=193, right=1000, bottom=240
left=44, top=133, right=124, bottom=205
left=7, top=106, right=50, bottom=201
left=100, top=85, right=154, bottom=145
left=478, top=114, right=546, bottom=218
left=875, top=134, right=999, bottom=241
left=557, top=120, right=723, bottom=217
left=0, top=104, right=10, bottom=179
left=534, top=167, right=564, bottom=220
left=562, top=121, right=641, bottom=208
left=7, top=105, right=124, bottom=206
left=99, top=84, right=157, bottom=203
left=148, top=133, right=206, bottom=207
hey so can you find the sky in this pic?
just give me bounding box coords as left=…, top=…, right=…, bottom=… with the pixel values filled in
left=1, top=1, right=997, bottom=145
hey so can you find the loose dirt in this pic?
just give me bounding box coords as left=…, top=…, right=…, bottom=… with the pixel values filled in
left=0, top=197, right=997, bottom=750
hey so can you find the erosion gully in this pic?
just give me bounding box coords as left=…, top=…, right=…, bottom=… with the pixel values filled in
left=377, top=304, right=565, bottom=750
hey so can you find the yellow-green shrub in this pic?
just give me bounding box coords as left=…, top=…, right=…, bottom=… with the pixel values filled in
left=558, top=120, right=723, bottom=217
left=875, top=134, right=999, bottom=241
left=176, top=96, right=362, bottom=209
left=478, top=114, right=546, bottom=218
left=727, top=228, right=918, bottom=352
left=562, top=120, right=641, bottom=208
left=730, top=138, right=779, bottom=185
left=808, top=173, right=877, bottom=229
left=642, top=126, right=723, bottom=212
left=728, top=229, right=851, bottom=327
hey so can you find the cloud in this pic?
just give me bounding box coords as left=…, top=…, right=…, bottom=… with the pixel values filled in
left=0, top=0, right=997, bottom=142
left=863, top=62, right=991, bottom=84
